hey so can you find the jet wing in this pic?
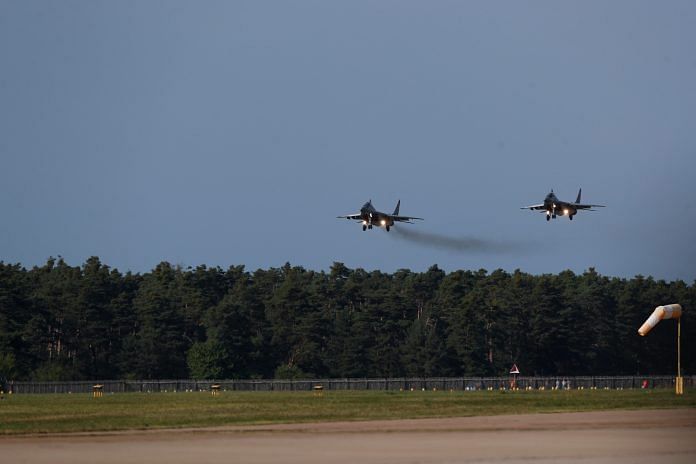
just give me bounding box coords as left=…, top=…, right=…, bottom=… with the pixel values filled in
left=521, top=204, right=546, bottom=210
left=391, top=215, right=424, bottom=223
left=574, top=203, right=606, bottom=210
left=336, top=213, right=363, bottom=220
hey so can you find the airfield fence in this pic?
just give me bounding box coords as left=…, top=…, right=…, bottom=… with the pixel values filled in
left=6, top=376, right=695, bottom=394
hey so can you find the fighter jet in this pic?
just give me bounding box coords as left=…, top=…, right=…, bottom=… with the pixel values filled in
left=522, top=189, right=605, bottom=221
left=337, top=200, right=423, bottom=231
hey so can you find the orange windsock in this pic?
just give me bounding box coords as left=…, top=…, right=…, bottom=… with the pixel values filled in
left=638, top=304, right=682, bottom=336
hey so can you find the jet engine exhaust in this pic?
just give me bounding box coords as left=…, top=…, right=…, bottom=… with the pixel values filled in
left=391, top=227, right=527, bottom=253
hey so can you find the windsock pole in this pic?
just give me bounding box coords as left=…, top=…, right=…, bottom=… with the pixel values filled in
left=677, top=318, right=682, bottom=395
left=637, top=304, right=683, bottom=395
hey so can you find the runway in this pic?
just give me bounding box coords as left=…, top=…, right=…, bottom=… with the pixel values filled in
left=2, top=409, right=695, bottom=463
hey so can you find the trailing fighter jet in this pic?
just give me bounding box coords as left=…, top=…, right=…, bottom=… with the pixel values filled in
left=337, top=200, right=423, bottom=231
left=521, top=189, right=605, bottom=221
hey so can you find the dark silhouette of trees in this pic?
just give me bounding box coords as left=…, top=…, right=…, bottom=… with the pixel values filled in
left=0, top=258, right=693, bottom=380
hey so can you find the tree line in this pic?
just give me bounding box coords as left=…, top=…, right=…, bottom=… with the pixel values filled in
left=0, top=257, right=693, bottom=381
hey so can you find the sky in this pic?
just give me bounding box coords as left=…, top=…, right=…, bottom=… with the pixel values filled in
left=1, top=1, right=695, bottom=281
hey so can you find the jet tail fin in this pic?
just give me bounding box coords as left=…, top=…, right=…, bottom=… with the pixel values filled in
left=575, top=188, right=582, bottom=204
left=393, top=200, right=400, bottom=216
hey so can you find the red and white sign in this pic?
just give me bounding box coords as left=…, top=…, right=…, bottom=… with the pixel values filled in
left=509, top=364, right=520, bottom=374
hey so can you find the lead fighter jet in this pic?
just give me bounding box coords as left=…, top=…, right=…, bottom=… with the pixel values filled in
left=522, top=189, right=605, bottom=221
left=337, top=200, right=423, bottom=231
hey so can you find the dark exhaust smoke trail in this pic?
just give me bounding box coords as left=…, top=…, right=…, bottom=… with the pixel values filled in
left=391, top=227, right=528, bottom=253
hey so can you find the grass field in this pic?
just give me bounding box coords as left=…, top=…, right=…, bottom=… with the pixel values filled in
left=1, top=388, right=694, bottom=435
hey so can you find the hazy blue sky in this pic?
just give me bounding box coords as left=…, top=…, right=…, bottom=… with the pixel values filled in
left=1, top=1, right=695, bottom=281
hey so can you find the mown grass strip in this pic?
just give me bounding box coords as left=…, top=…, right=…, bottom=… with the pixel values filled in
left=0, top=389, right=694, bottom=435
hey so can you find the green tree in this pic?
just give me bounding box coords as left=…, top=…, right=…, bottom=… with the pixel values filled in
left=130, top=262, right=188, bottom=379
left=0, top=352, right=17, bottom=380
left=187, top=340, right=228, bottom=379
left=28, top=258, right=82, bottom=379
left=0, top=262, right=31, bottom=377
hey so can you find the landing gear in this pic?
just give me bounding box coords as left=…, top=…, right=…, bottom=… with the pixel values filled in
left=368, top=225, right=373, bottom=230
left=569, top=215, right=573, bottom=221
left=386, top=225, right=390, bottom=232
left=362, top=225, right=367, bottom=231
left=552, top=214, right=556, bottom=219
left=546, top=214, right=550, bottom=222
